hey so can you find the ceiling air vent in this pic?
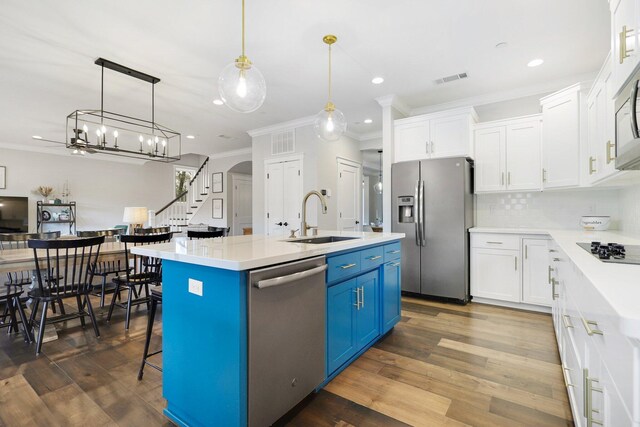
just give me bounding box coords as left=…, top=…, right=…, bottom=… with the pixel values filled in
left=434, top=72, right=468, bottom=85
left=271, top=130, right=295, bottom=155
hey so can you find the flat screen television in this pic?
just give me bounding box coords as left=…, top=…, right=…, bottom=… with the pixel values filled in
left=0, top=196, right=29, bottom=233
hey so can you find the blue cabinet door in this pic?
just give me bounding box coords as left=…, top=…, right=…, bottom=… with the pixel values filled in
left=382, top=260, right=402, bottom=333
left=327, top=278, right=357, bottom=374
left=355, top=270, right=380, bottom=349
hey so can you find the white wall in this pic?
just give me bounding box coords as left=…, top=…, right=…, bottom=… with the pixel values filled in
left=251, top=125, right=362, bottom=235
left=475, top=189, right=621, bottom=230
left=0, top=147, right=203, bottom=233
left=619, top=184, right=640, bottom=237
left=189, top=151, right=253, bottom=229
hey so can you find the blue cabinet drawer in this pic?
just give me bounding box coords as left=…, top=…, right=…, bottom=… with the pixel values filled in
left=383, top=242, right=401, bottom=262
left=327, top=252, right=361, bottom=283
left=360, top=246, right=384, bottom=271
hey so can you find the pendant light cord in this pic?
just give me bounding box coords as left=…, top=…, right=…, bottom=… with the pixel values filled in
left=241, top=0, right=245, bottom=57
left=328, top=43, right=332, bottom=102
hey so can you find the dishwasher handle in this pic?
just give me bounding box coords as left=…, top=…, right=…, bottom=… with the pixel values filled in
left=254, top=264, right=328, bottom=289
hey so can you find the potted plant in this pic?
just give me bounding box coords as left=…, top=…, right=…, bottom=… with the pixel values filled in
left=36, top=186, right=54, bottom=203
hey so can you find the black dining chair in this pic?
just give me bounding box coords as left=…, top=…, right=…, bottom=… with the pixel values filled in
left=187, top=230, right=224, bottom=239
left=28, top=235, right=105, bottom=355
left=0, top=284, right=32, bottom=342
left=138, top=285, right=162, bottom=380
left=77, top=229, right=129, bottom=307
left=107, top=232, right=171, bottom=330
left=0, top=231, right=62, bottom=329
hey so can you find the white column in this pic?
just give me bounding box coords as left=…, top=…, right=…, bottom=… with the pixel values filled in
left=376, top=95, right=409, bottom=232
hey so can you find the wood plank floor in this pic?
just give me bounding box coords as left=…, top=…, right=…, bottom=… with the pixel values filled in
left=0, top=296, right=573, bottom=426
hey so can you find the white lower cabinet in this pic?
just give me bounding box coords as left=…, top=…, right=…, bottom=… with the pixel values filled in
left=470, top=233, right=551, bottom=308
left=550, top=243, right=638, bottom=427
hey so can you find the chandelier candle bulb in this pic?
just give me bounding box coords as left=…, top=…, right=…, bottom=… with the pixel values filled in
left=113, top=130, right=118, bottom=148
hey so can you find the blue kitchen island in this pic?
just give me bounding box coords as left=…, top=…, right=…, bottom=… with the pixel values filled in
left=132, top=231, right=403, bottom=427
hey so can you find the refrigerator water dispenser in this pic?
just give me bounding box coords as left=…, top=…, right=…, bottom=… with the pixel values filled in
left=397, top=196, right=414, bottom=223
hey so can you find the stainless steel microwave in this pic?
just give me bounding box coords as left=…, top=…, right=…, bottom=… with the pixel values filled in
left=615, top=68, right=640, bottom=170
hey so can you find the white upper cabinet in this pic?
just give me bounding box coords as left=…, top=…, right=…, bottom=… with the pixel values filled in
left=540, top=84, right=584, bottom=189
left=505, top=120, right=542, bottom=191
left=474, top=115, right=541, bottom=193
left=587, top=54, right=619, bottom=185
left=611, top=0, right=639, bottom=96
left=393, top=107, right=477, bottom=163
left=474, top=127, right=506, bottom=192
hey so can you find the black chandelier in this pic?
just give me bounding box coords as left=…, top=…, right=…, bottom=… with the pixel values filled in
left=66, top=58, right=181, bottom=162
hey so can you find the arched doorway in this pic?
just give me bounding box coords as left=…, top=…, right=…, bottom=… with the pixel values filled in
left=228, top=161, right=252, bottom=235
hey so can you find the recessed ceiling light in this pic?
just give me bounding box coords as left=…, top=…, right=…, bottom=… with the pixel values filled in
left=213, top=99, right=224, bottom=105
left=32, top=135, right=42, bottom=139
left=371, top=77, right=384, bottom=85
left=527, top=58, right=544, bottom=67
left=186, top=135, right=195, bottom=139
left=364, top=119, right=373, bottom=124
left=495, top=42, right=508, bottom=49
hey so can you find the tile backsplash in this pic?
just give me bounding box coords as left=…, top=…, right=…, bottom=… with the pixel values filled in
left=620, top=184, right=640, bottom=237
left=475, top=189, right=621, bottom=230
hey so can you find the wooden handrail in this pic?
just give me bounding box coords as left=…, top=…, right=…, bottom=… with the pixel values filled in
left=189, top=157, right=209, bottom=186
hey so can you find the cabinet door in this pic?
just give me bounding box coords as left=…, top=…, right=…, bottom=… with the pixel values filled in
left=355, top=271, right=380, bottom=350
left=394, top=120, right=430, bottom=162
left=430, top=114, right=472, bottom=159
left=522, top=238, right=552, bottom=306
left=586, top=86, right=602, bottom=184
left=474, top=127, right=506, bottom=192
left=282, top=160, right=302, bottom=231
left=600, top=67, right=618, bottom=180
left=382, top=260, right=401, bottom=334
left=327, top=278, right=357, bottom=374
left=265, top=162, right=284, bottom=235
left=506, top=120, right=542, bottom=191
left=470, top=248, right=520, bottom=302
left=611, top=0, right=639, bottom=95
left=542, top=91, right=581, bottom=189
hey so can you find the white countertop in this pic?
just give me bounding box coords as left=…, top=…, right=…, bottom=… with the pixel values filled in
left=130, top=231, right=405, bottom=271
left=470, top=227, right=640, bottom=340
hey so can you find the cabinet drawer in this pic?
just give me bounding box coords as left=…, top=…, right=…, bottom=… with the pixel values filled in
left=383, top=242, right=401, bottom=262
left=327, top=252, right=362, bottom=283
left=471, top=233, right=520, bottom=250
left=360, top=246, right=384, bottom=271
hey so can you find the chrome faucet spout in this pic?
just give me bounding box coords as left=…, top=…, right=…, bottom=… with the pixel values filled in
left=301, top=190, right=328, bottom=237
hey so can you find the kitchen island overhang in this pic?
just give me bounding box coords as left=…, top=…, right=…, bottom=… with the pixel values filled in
left=132, top=231, right=404, bottom=427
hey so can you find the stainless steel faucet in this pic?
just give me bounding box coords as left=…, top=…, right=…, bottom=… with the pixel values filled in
left=301, top=190, right=328, bottom=237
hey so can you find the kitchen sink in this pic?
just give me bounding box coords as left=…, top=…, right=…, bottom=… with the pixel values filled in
left=286, top=236, right=360, bottom=244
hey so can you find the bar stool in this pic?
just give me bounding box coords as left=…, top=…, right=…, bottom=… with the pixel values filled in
left=137, top=286, right=162, bottom=380
left=187, top=230, right=224, bottom=239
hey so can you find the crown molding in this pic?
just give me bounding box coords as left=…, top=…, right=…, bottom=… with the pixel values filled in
left=375, top=94, right=410, bottom=116
left=247, top=115, right=316, bottom=138
left=359, top=130, right=382, bottom=141
left=208, top=147, right=253, bottom=160
left=410, top=71, right=598, bottom=116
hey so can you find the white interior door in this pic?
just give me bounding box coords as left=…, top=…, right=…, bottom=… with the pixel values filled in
left=337, top=161, right=361, bottom=231
left=265, top=162, right=284, bottom=235
left=232, top=174, right=252, bottom=236
left=282, top=160, right=302, bottom=232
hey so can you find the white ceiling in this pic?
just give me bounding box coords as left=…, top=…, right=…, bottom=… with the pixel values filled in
left=0, top=0, right=610, bottom=158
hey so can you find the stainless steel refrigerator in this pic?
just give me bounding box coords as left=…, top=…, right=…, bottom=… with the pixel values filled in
left=391, top=157, right=473, bottom=303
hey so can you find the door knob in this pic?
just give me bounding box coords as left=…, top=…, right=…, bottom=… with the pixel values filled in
left=355, top=220, right=360, bottom=224
left=276, top=222, right=283, bottom=226
left=283, top=222, right=288, bottom=226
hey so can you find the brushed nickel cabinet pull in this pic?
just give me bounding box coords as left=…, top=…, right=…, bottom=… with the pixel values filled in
left=542, top=168, right=547, bottom=183
left=387, top=250, right=401, bottom=254
left=507, top=171, right=511, bottom=186
left=589, top=156, right=596, bottom=175
left=353, top=288, right=360, bottom=309
left=548, top=265, right=554, bottom=284
left=581, top=317, right=604, bottom=336
left=501, top=172, right=505, bottom=186
left=366, top=255, right=382, bottom=261
left=584, top=369, right=604, bottom=426
left=340, top=263, right=357, bottom=270
left=361, top=286, right=365, bottom=308
left=551, top=278, right=559, bottom=300
left=525, top=245, right=528, bottom=259
left=606, top=140, right=615, bottom=164
left=514, top=256, right=517, bottom=271
left=620, top=25, right=634, bottom=64
left=486, top=241, right=503, bottom=245
left=562, top=366, right=574, bottom=388
left=562, top=314, right=574, bottom=329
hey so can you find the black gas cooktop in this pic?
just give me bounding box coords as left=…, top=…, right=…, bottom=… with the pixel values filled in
left=577, top=242, right=640, bottom=265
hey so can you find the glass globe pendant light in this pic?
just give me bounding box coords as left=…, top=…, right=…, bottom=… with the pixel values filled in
left=314, top=35, right=347, bottom=141
left=218, top=0, right=266, bottom=113
left=374, top=150, right=383, bottom=194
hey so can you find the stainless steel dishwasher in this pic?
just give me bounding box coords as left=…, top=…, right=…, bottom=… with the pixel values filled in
left=247, top=256, right=327, bottom=427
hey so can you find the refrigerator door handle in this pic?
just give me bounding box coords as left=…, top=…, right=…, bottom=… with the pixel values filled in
left=414, top=179, right=421, bottom=246
left=420, top=180, right=426, bottom=247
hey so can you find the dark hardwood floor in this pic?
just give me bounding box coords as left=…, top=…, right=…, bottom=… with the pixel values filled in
left=0, top=296, right=573, bottom=426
